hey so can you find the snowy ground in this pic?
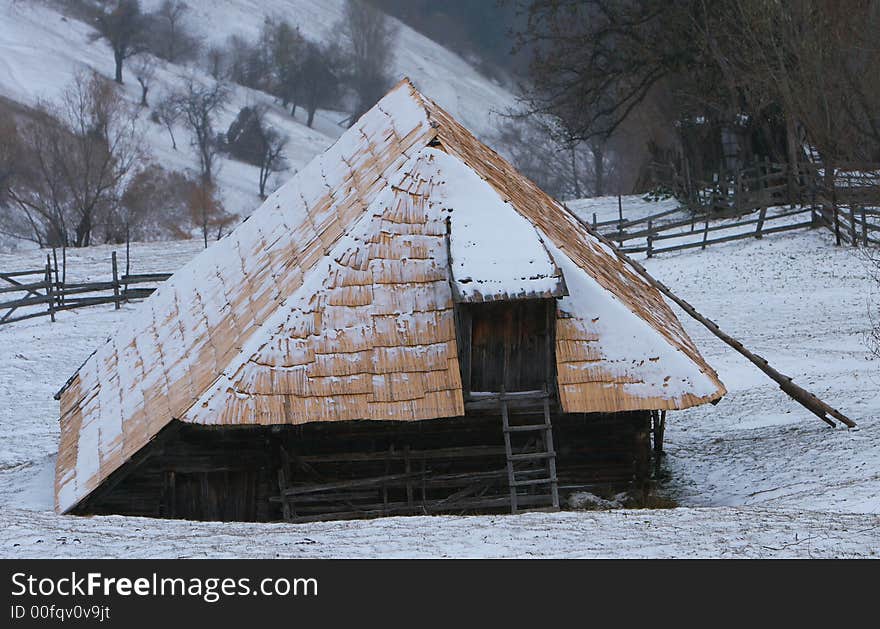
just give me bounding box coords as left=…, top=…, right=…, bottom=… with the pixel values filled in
left=567, top=194, right=681, bottom=226
left=2, top=507, right=876, bottom=559
left=0, top=200, right=878, bottom=558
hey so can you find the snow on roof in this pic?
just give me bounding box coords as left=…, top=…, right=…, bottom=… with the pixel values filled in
left=55, top=78, right=724, bottom=515
left=444, top=153, right=566, bottom=302
left=544, top=237, right=720, bottom=409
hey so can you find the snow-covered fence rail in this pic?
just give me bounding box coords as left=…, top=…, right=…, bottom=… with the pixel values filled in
left=0, top=252, right=170, bottom=326
left=598, top=206, right=815, bottom=257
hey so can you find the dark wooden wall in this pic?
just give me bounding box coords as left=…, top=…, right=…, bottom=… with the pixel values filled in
left=457, top=299, right=555, bottom=393
left=75, top=410, right=653, bottom=522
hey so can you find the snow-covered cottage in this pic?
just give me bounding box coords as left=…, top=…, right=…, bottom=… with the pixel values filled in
left=54, top=79, right=725, bottom=522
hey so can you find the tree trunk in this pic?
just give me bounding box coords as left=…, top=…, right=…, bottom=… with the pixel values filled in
left=785, top=113, right=799, bottom=204
left=166, top=126, right=177, bottom=150
left=307, top=105, right=316, bottom=128
left=259, top=165, right=268, bottom=199
left=114, top=51, right=124, bottom=84
left=592, top=142, right=606, bottom=197
left=569, top=145, right=582, bottom=198
left=74, top=213, right=91, bottom=248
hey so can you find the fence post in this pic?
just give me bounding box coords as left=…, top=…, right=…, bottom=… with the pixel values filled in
left=862, top=207, right=869, bottom=246
left=51, top=248, right=60, bottom=305
left=684, top=156, right=693, bottom=205
left=111, top=251, right=121, bottom=310
left=702, top=216, right=709, bottom=250
left=809, top=168, right=818, bottom=228
left=734, top=170, right=742, bottom=213
left=646, top=219, right=654, bottom=258
left=833, top=204, right=841, bottom=246
left=592, top=212, right=597, bottom=232
left=45, top=258, right=55, bottom=323
left=755, top=206, right=767, bottom=239
left=849, top=205, right=858, bottom=246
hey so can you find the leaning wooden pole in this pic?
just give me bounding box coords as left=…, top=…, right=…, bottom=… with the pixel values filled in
left=568, top=207, right=857, bottom=428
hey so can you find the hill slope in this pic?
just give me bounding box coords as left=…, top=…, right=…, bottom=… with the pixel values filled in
left=0, top=0, right=518, bottom=248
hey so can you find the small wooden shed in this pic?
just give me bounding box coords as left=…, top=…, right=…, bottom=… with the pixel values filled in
left=54, top=79, right=725, bottom=522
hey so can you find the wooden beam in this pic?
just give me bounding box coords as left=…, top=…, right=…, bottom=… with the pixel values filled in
left=566, top=206, right=857, bottom=428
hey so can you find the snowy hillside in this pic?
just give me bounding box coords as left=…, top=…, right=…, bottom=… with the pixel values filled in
left=137, top=0, right=517, bottom=135
left=0, top=0, right=518, bottom=245
left=0, top=196, right=877, bottom=557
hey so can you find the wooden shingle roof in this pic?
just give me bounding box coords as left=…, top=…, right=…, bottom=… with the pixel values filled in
left=55, top=79, right=724, bottom=514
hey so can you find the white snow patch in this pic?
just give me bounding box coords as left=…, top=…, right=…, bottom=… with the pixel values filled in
left=543, top=237, right=719, bottom=400
left=440, top=151, right=562, bottom=301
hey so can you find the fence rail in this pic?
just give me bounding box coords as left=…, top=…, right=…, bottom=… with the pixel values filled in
left=0, top=251, right=170, bottom=327
left=589, top=159, right=880, bottom=257
left=596, top=205, right=816, bottom=256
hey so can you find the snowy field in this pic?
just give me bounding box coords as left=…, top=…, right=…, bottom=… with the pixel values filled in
left=1, top=203, right=878, bottom=558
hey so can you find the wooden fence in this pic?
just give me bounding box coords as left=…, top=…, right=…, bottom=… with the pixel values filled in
left=814, top=204, right=880, bottom=247
left=651, top=158, right=816, bottom=215
left=590, top=160, right=880, bottom=257
left=591, top=205, right=815, bottom=256
left=0, top=251, right=170, bottom=326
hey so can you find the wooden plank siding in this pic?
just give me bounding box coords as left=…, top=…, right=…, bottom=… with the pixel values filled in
left=73, top=413, right=652, bottom=522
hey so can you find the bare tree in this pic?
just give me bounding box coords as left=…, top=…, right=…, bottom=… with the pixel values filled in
left=111, top=163, right=197, bottom=242
left=224, top=105, right=289, bottom=198
left=0, top=110, right=23, bottom=242
left=186, top=180, right=233, bottom=248
left=92, top=0, right=148, bottom=84
left=516, top=0, right=880, bottom=197
left=172, top=77, right=229, bottom=184
left=495, top=114, right=619, bottom=200
left=254, top=110, right=288, bottom=198
left=337, top=0, right=398, bottom=126
left=154, top=95, right=181, bottom=149
left=299, top=41, right=342, bottom=128
left=226, top=31, right=272, bottom=93
left=4, top=73, right=146, bottom=247
left=0, top=111, right=18, bottom=196
left=695, top=2, right=880, bottom=167
left=267, top=20, right=307, bottom=115
left=203, top=45, right=228, bottom=81
left=150, top=0, right=201, bottom=63
left=131, top=53, right=157, bottom=107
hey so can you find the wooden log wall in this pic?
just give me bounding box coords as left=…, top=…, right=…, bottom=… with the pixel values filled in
left=74, top=411, right=653, bottom=523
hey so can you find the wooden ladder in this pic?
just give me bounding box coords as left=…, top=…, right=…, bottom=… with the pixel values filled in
left=501, top=394, right=559, bottom=514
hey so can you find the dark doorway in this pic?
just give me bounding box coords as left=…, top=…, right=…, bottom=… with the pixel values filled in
left=457, top=298, right=556, bottom=394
